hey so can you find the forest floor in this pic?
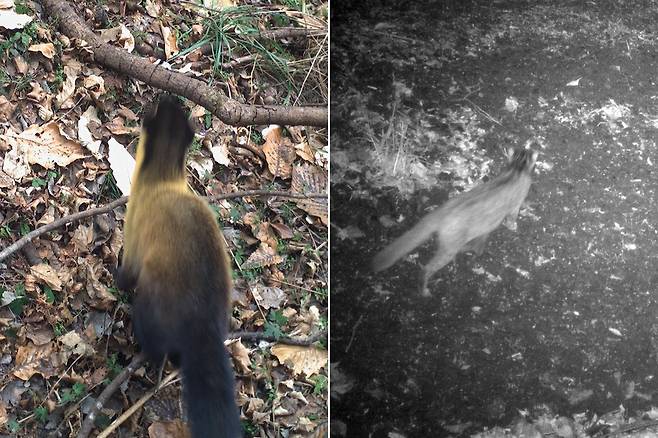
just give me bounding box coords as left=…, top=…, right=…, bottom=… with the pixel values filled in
left=0, top=0, right=327, bottom=436
left=331, top=1, right=658, bottom=437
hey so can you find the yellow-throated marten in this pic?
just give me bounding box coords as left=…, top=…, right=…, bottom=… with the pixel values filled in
left=117, top=96, right=242, bottom=437
left=372, top=147, right=538, bottom=296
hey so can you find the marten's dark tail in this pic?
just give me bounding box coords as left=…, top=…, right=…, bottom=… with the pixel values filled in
left=181, top=324, right=242, bottom=438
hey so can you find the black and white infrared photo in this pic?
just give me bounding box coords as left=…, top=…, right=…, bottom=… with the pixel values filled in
left=330, top=0, right=658, bottom=437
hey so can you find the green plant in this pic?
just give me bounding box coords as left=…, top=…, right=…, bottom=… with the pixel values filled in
left=31, top=177, right=46, bottom=188
left=33, top=406, right=48, bottom=423
left=53, top=322, right=65, bottom=337
left=0, top=21, right=38, bottom=56
left=60, top=382, right=86, bottom=405
left=42, top=284, right=55, bottom=304
left=107, top=353, right=123, bottom=378
left=19, top=221, right=30, bottom=236
left=310, top=375, right=327, bottom=395
left=0, top=224, right=12, bottom=239
left=7, top=419, right=21, bottom=434
left=9, top=283, right=28, bottom=315
left=101, top=171, right=122, bottom=200
left=242, top=420, right=258, bottom=436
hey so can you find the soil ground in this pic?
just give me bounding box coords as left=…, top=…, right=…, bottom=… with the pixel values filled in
left=331, top=1, right=658, bottom=436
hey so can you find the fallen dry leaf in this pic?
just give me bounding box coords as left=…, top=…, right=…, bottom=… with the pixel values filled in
left=252, top=284, right=286, bottom=309
left=271, top=344, right=327, bottom=377
left=161, top=23, right=179, bottom=59
left=60, top=330, right=95, bottom=356
left=30, top=263, right=63, bottom=291
left=28, top=42, right=55, bottom=59
left=13, top=342, right=56, bottom=380
left=0, top=9, right=31, bottom=30
left=1, top=122, right=86, bottom=169
left=0, top=95, right=16, bottom=122
left=0, top=401, right=6, bottom=427
left=241, top=243, right=285, bottom=270
left=291, top=163, right=327, bottom=223
left=148, top=419, right=190, bottom=438
left=108, top=138, right=135, bottom=195
left=26, top=325, right=54, bottom=346
left=262, top=125, right=296, bottom=179
left=55, top=62, right=82, bottom=108
left=78, top=106, right=103, bottom=159
left=227, top=339, right=251, bottom=374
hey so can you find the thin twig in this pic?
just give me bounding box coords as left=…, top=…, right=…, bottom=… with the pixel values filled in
left=211, top=190, right=326, bottom=201
left=0, top=196, right=129, bottom=263
left=77, top=353, right=146, bottom=438
left=96, top=370, right=180, bottom=438
left=345, top=315, right=364, bottom=353
left=229, top=330, right=326, bottom=346
left=0, top=190, right=327, bottom=263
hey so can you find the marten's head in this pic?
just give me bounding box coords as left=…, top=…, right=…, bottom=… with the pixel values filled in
left=506, top=147, right=538, bottom=173
left=136, top=95, right=194, bottom=182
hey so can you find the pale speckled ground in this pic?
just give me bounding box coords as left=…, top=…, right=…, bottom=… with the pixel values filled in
left=331, top=1, right=658, bottom=436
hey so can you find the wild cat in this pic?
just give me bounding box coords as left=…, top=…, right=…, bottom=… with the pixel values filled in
left=371, top=147, right=538, bottom=296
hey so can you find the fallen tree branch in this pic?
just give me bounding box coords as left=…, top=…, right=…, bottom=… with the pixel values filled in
left=76, top=329, right=322, bottom=437
left=77, top=353, right=146, bottom=438
left=39, top=0, right=327, bottom=127
left=0, top=190, right=326, bottom=263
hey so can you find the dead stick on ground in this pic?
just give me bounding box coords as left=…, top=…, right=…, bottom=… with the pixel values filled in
left=96, top=370, right=180, bottom=438
left=0, top=190, right=326, bottom=263
left=39, top=0, right=327, bottom=127
left=77, top=353, right=146, bottom=438
left=77, top=330, right=323, bottom=437
left=230, top=330, right=327, bottom=346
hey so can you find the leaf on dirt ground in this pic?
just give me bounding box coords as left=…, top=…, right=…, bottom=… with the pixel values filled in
left=26, top=325, right=54, bottom=346
left=290, top=163, right=327, bottom=223
left=210, top=143, right=231, bottom=167
left=262, top=125, right=296, bottom=179
left=188, top=153, right=214, bottom=180
left=147, top=419, right=190, bottom=438
left=0, top=401, right=7, bottom=427
left=28, top=42, right=55, bottom=59
left=270, top=222, right=293, bottom=239
left=60, top=330, right=94, bottom=356
left=108, top=138, right=135, bottom=195
left=55, top=62, right=82, bottom=108
left=227, top=339, right=251, bottom=374
left=2, top=122, right=86, bottom=170
left=1, top=136, right=30, bottom=180
left=0, top=10, right=32, bottom=30
left=251, top=284, right=286, bottom=309
left=99, top=24, right=135, bottom=53
left=243, top=213, right=278, bottom=248
left=160, top=24, right=179, bottom=59
left=241, top=243, right=284, bottom=270
left=30, top=263, right=63, bottom=291
left=78, top=106, right=103, bottom=159
left=12, top=342, right=57, bottom=380
left=0, top=95, right=16, bottom=122
left=83, top=75, right=106, bottom=100
left=144, top=0, right=161, bottom=17
left=271, top=344, right=327, bottom=377
left=81, top=255, right=117, bottom=305
left=204, top=0, right=235, bottom=9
